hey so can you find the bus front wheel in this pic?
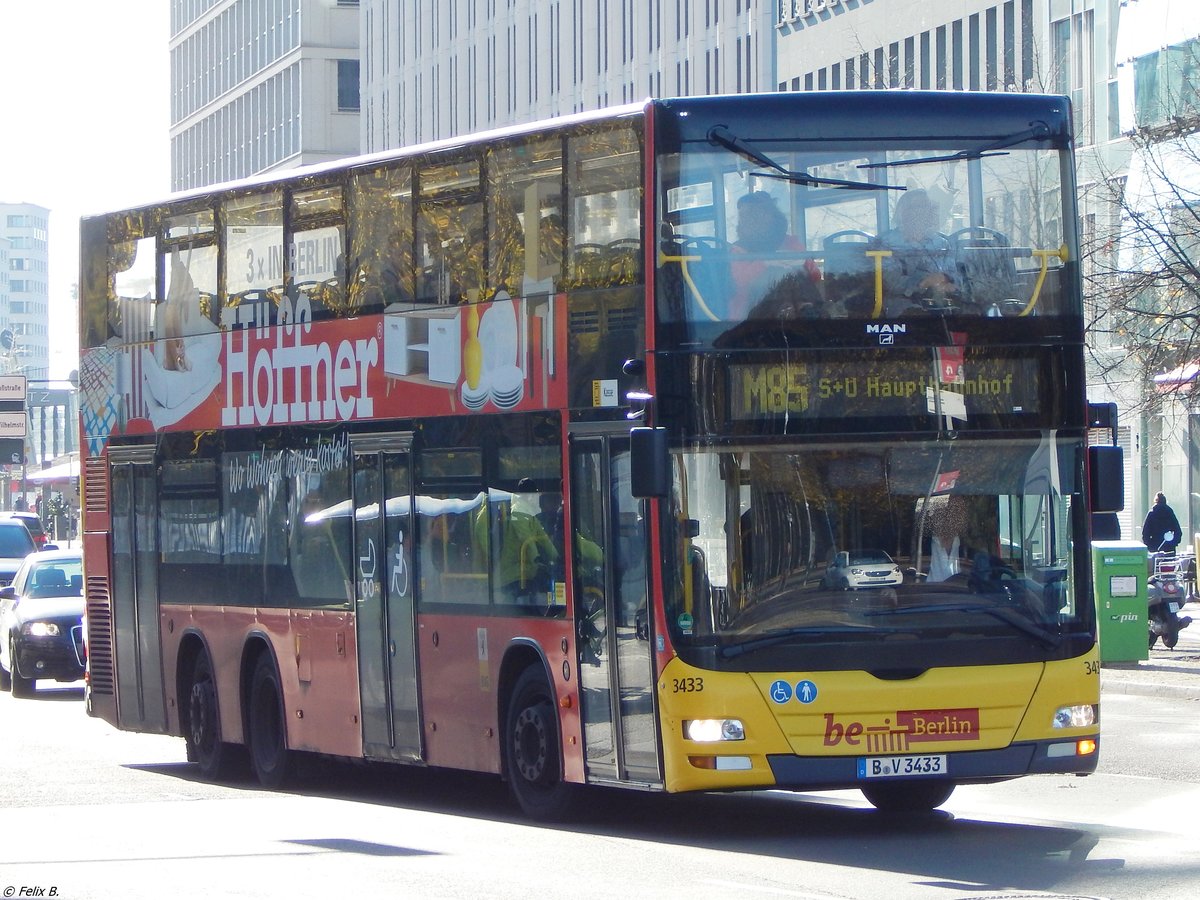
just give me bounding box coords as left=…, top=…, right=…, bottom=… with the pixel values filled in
left=861, top=780, right=954, bottom=814
left=187, top=651, right=236, bottom=780
left=505, top=666, right=577, bottom=820
left=248, top=652, right=293, bottom=789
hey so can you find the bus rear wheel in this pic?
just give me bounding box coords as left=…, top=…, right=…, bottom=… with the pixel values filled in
left=861, top=780, right=954, bottom=814
left=505, top=666, right=577, bottom=820
left=248, top=653, right=293, bottom=789
left=187, top=651, right=236, bottom=780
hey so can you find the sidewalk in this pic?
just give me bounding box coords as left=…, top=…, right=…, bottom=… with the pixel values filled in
left=1101, top=599, right=1200, bottom=700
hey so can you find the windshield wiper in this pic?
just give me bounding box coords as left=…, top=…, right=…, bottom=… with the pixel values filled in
left=864, top=602, right=1060, bottom=648
left=707, top=125, right=899, bottom=192
left=858, top=122, right=1053, bottom=170
left=720, top=624, right=902, bottom=659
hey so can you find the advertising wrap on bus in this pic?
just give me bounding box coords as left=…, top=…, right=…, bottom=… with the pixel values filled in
left=80, top=288, right=570, bottom=455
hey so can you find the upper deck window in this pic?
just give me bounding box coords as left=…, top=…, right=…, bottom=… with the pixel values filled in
left=656, top=120, right=1072, bottom=332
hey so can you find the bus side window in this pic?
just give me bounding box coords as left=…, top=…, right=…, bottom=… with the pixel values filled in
left=350, top=162, right=417, bottom=309
left=417, top=496, right=491, bottom=606
left=487, top=136, right=564, bottom=299
left=416, top=157, right=484, bottom=305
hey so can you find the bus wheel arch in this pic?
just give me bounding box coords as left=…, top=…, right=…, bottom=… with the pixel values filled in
left=498, top=646, right=577, bottom=820
left=241, top=640, right=294, bottom=789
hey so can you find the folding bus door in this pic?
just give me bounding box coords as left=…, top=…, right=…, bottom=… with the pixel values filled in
left=570, top=424, right=662, bottom=785
left=350, top=433, right=422, bottom=762
left=108, top=446, right=168, bottom=732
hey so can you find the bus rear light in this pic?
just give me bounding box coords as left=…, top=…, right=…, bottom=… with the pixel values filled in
left=688, top=755, right=752, bottom=771
left=1052, top=704, right=1098, bottom=728
left=684, top=718, right=745, bottom=742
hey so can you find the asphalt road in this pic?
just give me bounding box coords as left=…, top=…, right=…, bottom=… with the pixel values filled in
left=3, top=666, right=1200, bottom=900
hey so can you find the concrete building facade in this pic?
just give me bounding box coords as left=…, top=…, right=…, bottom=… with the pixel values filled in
left=169, top=0, right=361, bottom=191
left=359, top=0, right=778, bottom=152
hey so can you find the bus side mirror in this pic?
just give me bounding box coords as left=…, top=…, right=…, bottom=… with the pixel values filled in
left=630, top=427, right=669, bottom=498
left=1088, top=445, right=1124, bottom=513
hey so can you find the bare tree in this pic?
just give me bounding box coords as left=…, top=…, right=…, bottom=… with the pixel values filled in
left=1081, top=47, right=1200, bottom=414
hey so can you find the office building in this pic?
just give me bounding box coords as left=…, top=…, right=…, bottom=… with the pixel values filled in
left=0, top=202, right=51, bottom=381
left=170, top=0, right=362, bottom=191
left=360, top=0, right=776, bottom=151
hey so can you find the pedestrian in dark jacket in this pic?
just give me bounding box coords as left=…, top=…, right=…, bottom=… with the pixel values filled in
left=1142, top=492, right=1183, bottom=553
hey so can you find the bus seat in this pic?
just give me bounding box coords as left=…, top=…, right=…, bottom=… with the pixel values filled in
left=950, top=226, right=1020, bottom=309
left=821, top=230, right=875, bottom=314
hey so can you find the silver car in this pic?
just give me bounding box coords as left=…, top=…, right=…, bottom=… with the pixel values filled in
left=823, top=549, right=904, bottom=590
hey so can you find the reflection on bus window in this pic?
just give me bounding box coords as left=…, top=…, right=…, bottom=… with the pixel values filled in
left=659, top=140, right=1069, bottom=326
left=662, top=434, right=1083, bottom=667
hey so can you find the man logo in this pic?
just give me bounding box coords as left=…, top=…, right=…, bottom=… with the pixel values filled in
left=866, top=323, right=904, bottom=346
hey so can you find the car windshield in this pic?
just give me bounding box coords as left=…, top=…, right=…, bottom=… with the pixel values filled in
left=847, top=551, right=892, bottom=566
left=0, top=526, right=34, bottom=558
left=24, top=559, right=83, bottom=599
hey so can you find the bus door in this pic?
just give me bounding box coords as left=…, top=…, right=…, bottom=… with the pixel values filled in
left=569, top=426, right=662, bottom=784
left=350, top=433, right=422, bottom=762
left=108, top=447, right=168, bottom=732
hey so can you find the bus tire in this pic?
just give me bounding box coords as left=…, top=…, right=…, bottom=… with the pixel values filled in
left=248, top=652, right=293, bottom=789
left=505, top=666, right=577, bottom=820
left=861, top=780, right=954, bottom=814
left=187, top=651, right=236, bottom=780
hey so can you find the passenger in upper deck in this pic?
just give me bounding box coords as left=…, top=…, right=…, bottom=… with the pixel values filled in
left=873, top=189, right=959, bottom=313
left=729, top=191, right=821, bottom=319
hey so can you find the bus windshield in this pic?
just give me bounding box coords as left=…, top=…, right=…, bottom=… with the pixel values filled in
left=657, top=115, right=1071, bottom=328
left=662, top=433, right=1091, bottom=672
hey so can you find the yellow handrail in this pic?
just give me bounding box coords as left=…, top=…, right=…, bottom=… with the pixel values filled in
left=1021, top=244, right=1069, bottom=317
left=659, top=252, right=721, bottom=322
left=865, top=249, right=892, bottom=319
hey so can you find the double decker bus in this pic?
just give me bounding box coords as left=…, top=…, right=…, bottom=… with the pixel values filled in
left=79, top=91, right=1120, bottom=818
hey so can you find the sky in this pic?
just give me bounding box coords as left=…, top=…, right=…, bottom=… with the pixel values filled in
left=0, top=1, right=170, bottom=379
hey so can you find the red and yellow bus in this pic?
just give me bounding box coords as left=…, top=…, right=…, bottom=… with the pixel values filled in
left=79, top=91, right=1120, bottom=818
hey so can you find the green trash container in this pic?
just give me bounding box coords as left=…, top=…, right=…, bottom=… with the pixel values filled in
left=1092, top=540, right=1149, bottom=663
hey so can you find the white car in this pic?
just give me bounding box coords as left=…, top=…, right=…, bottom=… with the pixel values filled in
left=824, top=549, right=903, bottom=590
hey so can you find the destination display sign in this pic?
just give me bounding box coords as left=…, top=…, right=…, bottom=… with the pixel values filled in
left=727, top=353, right=1041, bottom=422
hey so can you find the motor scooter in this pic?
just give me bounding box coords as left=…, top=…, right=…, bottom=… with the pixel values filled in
left=1148, top=549, right=1192, bottom=649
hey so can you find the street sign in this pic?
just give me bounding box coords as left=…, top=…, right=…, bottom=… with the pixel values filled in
left=0, top=411, right=27, bottom=438
left=0, top=438, right=24, bottom=465
left=0, top=374, right=28, bottom=402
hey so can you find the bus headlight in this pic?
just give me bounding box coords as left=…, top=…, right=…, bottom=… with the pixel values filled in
left=684, top=719, right=745, bottom=742
left=1053, top=704, right=1097, bottom=728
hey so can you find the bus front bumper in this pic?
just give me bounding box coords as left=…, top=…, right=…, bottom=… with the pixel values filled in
left=766, top=737, right=1100, bottom=791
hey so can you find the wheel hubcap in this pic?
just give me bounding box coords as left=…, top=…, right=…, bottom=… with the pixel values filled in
left=190, top=681, right=212, bottom=750
left=514, top=704, right=549, bottom=782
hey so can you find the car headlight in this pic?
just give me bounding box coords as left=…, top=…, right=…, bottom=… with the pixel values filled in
left=684, top=719, right=746, bottom=742
left=25, top=622, right=61, bottom=637
left=1053, top=704, right=1098, bottom=728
